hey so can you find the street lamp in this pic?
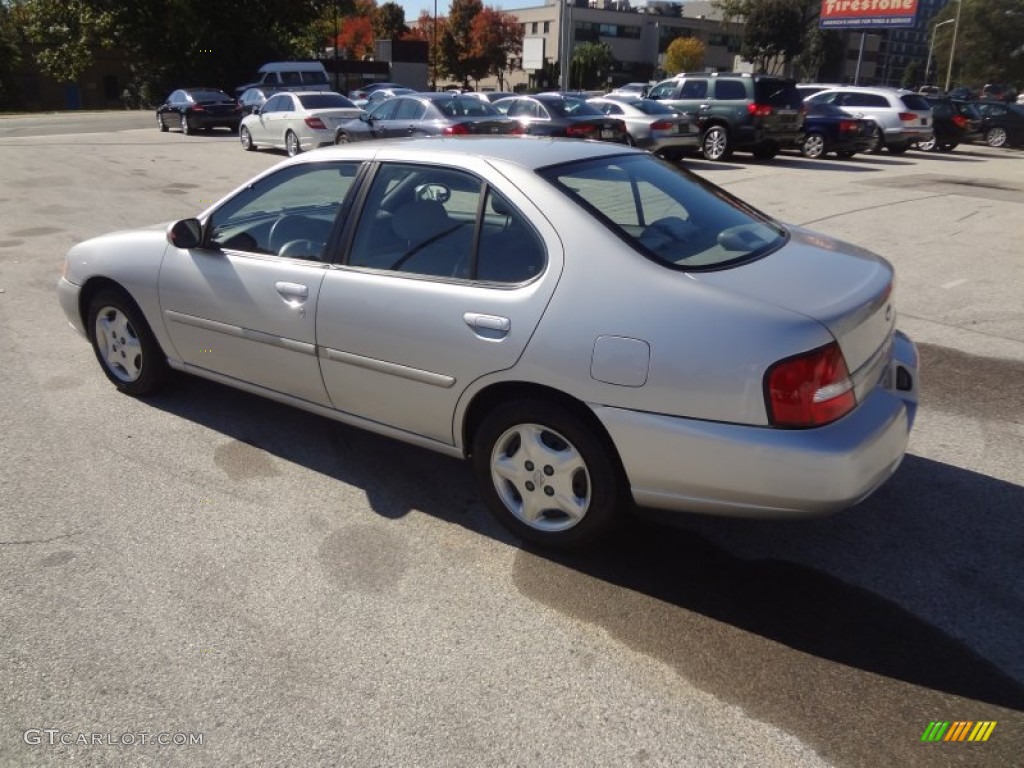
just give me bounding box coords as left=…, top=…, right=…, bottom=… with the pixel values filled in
left=944, top=0, right=963, bottom=93
left=924, top=18, right=954, bottom=87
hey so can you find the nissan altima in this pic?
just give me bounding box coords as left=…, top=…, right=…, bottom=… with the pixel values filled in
left=56, top=138, right=919, bottom=548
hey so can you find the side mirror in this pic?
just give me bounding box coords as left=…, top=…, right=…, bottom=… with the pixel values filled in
left=167, top=218, right=203, bottom=249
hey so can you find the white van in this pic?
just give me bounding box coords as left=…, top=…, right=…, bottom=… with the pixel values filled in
left=234, top=62, right=330, bottom=97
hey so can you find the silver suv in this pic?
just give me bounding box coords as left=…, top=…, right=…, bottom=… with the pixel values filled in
left=805, top=87, right=932, bottom=154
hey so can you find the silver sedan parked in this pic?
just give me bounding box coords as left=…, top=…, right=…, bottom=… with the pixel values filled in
left=588, top=96, right=700, bottom=159
left=239, top=91, right=364, bottom=156
left=56, top=138, right=919, bottom=548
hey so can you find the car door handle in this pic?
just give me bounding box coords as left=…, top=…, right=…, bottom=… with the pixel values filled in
left=275, top=281, right=308, bottom=305
left=464, top=312, right=510, bottom=336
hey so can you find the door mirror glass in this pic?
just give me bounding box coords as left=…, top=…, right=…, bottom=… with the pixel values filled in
left=167, top=219, right=203, bottom=249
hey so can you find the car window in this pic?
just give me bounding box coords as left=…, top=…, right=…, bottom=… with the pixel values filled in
left=394, top=98, right=427, bottom=120
left=298, top=93, right=357, bottom=109
left=842, top=93, right=889, bottom=108
left=632, top=100, right=675, bottom=115
left=262, top=94, right=287, bottom=113
left=476, top=189, right=546, bottom=283
left=596, top=102, right=623, bottom=115
left=281, top=71, right=302, bottom=85
left=807, top=91, right=838, bottom=105
left=508, top=99, right=539, bottom=118
left=648, top=82, right=678, bottom=100
left=678, top=79, right=708, bottom=99
left=369, top=99, right=400, bottom=120
left=713, top=80, right=746, bottom=100
left=169, top=90, right=184, bottom=104
left=899, top=94, right=931, bottom=111
left=302, top=72, right=329, bottom=85
left=207, top=162, right=361, bottom=261
left=437, top=97, right=500, bottom=117
left=754, top=80, right=802, bottom=109
left=540, top=155, right=784, bottom=270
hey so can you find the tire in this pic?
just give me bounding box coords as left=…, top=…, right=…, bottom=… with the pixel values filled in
left=986, top=127, right=1008, bottom=147
left=285, top=130, right=302, bottom=157
left=471, top=399, right=626, bottom=549
left=916, top=136, right=937, bottom=152
left=625, top=133, right=637, bottom=147
left=940, top=142, right=958, bottom=152
left=157, top=113, right=168, bottom=132
left=887, top=142, right=909, bottom=155
left=751, top=142, right=778, bottom=160
left=701, top=125, right=731, bottom=161
left=240, top=125, right=256, bottom=151
left=801, top=132, right=826, bottom=159
left=180, top=113, right=193, bottom=135
left=867, top=126, right=884, bottom=153
left=334, top=132, right=350, bottom=145
left=87, top=289, right=168, bottom=396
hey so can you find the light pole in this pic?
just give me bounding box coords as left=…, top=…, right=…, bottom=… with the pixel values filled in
left=944, top=0, right=963, bottom=93
left=924, top=18, right=954, bottom=87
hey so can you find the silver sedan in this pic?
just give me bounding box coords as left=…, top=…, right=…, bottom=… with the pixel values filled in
left=588, top=96, right=700, bottom=159
left=56, top=138, right=919, bottom=548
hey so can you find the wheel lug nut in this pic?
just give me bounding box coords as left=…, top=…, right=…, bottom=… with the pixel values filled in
left=544, top=486, right=554, bottom=496
left=525, top=461, right=534, bottom=471
left=543, top=465, right=554, bottom=476
left=525, top=481, right=535, bottom=492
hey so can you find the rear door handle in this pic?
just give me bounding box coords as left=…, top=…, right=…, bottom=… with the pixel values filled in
left=275, top=281, right=308, bottom=307
left=463, top=312, right=510, bottom=337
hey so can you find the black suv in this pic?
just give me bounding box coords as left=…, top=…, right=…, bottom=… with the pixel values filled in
left=647, top=72, right=804, bottom=160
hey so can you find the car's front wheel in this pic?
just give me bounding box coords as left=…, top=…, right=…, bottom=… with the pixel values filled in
left=180, top=113, right=193, bottom=135
left=986, top=126, right=1008, bottom=147
left=801, top=132, right=826, bottom=159
left=87, top=289, right=168, bottom=396
left=285, top=130, right=302, bottom=157
left=240, top=125, right=256, bottom=151
left=471, top=399, right=626, bottom=549
left=157, top=113, right=168, bottom=132
left=701, top=125, right=731, bottom=161
left=335, top=132, right=350, bottom=145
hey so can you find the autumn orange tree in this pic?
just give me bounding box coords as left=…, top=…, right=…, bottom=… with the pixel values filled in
left=408, top=10, right=448, bottom=89
left=470, top=8, right=522, bottom=90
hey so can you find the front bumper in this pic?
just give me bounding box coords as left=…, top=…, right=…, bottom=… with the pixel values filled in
left=595, top=331, right=919, bottom=518
left=57, top=277, right=86, bottom=338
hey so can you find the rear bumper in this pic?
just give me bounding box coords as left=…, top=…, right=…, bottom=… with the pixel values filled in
left=640, top=133, right=701, bottom=153
left=594, top=331, right=919, bottom=519
left=191, top=114, right=241, bottom=129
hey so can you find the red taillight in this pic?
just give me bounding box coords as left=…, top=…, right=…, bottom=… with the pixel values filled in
left=191, top=105, right=205, bottom=112
left=510, top=122, right=526, bottom=135
left=442, top=123, right=470, bottom=135
left=838, top=119, right=858, bottom=133
left=952, top=114, right=967, bottom=129
left=765, top=342, right=856, bottom=428
left=566, top=123, right=597, bottom=137
left=747, top=103, right=773, bottom=117
left=650, top=119, right=673, bottom=131
left=304, top=116, right=326, bottom=130
left=898, top=112, right=917, bottom=122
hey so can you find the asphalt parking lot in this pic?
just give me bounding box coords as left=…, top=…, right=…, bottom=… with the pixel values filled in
left=1, top=113, right=1022, bottom=767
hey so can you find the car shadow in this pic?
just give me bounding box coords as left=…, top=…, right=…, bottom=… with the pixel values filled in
left=143, top=371, right=1024, bottom=720
left=905, top=151, right=986, bottom=163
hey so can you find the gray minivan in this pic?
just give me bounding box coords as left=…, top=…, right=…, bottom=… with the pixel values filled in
left=647, top=72, right=804, bottom=160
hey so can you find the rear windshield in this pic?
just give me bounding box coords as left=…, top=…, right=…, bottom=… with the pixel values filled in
left=436, top=97, right=501, bottom=117
left=298, top=93, right=356, bottom=109
left=545, top=97, right=603, bottom=118
left=539, top=154, right=785, bottom=271
left=899, top=94, right=931, bottom=111
left=754, top=80, right=802, bottom=109
left=631, top=100, right=677, bottom=115
left=189, top=90, right=231, bottom=102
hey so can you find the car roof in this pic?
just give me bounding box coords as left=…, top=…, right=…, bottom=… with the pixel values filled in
left=814, top=85, right=915, bottom=95
left=295, top=136, right=636, bottom=171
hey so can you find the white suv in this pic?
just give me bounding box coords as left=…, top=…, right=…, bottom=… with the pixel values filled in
left=806, top=87, right=933, bottom=154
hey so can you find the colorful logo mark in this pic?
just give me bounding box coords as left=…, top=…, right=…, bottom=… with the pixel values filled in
left=921, top=721, right=997, bottom=743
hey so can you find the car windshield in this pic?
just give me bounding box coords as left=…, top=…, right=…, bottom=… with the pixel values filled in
left=298, top=93, right=356, bottom=109
left=547, top=97, right=603, bottom=118
left=539, top=154, right=785, bottom=270
left=436, top=97, right=501, bottom=117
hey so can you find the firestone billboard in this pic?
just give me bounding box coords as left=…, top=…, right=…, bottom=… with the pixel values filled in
left=819, top=0, right=919, bottom=29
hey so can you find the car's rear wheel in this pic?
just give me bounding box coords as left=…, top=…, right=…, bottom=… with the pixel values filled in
left=335, top=132, right=350, bottom=145
left=701, top=125, right=731, bottom=161
left=801, top=132, right=826, bottom=159
left=471, top=399, right=625, bottom=549
left=180, top=113, right=193, bottom=135
left=157, top=113, right=168, bottom=132
left=916, top=136, right=937, bottom=152
left=285, top=130, right=302, bottom=157
left=867, top=126, right=884, bottom=153
left=87, top=289, right=168, bottom=396
left=240, top=125, right=256, bottom=151
left=986, top=126, right=1008, bottom=147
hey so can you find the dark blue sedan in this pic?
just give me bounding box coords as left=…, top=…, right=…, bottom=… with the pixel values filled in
left=800, top=102, right=876, bottom=159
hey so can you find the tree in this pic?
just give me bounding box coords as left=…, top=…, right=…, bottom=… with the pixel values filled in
left=932, top=0, right=1024, bottom=87
left=21, top=0, right=117, bottom=83
left=664, top=37, right=705, bottom=74
left=374, top=2, right=407, bottom=40
left=571, top=41, right=613, bottom=90
left=409, top=10, right=447, bottom=89
left=0, top=1, right=23, bottom=105
left=440, top=0, right=487, bottom=87
left=741, top=0, right=805, bottom=73
left=337, top=15, right=375, bottom=59
left=470, top=7, right=522, bottom=91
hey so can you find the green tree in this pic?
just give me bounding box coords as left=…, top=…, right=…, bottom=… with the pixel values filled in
left=21, top=0, right=117, bottom=83
left=374, top=2, right=407, bottom=40
left=931, top=0, right=1024, bottom=87
left=664, top=36, right=705, bottom=74
left=439, top=0, right=486, bottom=87
left=470, top=7, right=521, bottom=90
left=0, top=1, right=23, bottom=106
left=741, top=0, right=805, bottom=73
left=571, top=41, right=613, bottom=90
